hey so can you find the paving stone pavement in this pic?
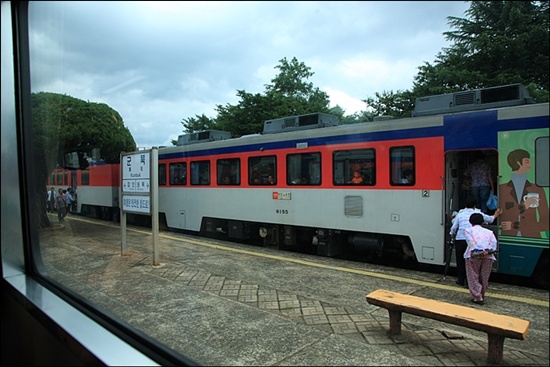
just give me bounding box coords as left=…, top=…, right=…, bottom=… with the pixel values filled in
left=136, top=259, right=546, bottom=366
left=39, top=218, right=549, bottom=366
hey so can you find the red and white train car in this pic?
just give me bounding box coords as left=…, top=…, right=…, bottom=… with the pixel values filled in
left=48, top=84, right=550, bottom=287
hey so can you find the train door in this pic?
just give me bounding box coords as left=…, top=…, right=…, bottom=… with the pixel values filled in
left=444, top=149, right=499, bottom=270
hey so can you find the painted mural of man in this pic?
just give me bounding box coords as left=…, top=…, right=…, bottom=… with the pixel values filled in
left=499, top=149, right=549, bottom=238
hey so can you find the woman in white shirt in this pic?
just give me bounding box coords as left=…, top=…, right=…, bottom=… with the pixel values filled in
left=449, top=197, right=500, bottom=287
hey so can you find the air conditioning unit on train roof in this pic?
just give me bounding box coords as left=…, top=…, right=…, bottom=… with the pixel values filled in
left=263, top=112, right=340, bottom=134
left=176, top=130, right=231, bottom=146
left=412, top=84, right=534, bottom=117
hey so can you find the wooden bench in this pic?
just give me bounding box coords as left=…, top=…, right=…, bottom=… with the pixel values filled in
left=366, top=289, right=529, bottom=364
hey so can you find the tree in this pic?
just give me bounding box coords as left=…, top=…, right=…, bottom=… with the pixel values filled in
left=32, top=92, right=136, bottom=228
left=181, top=114, right=217, bottom=133
left=413, top=1, right=549, bottom=101
left=362, top=90, right=417, bottom=119
left=215, top=90, right=276, bottom=137
left=172, top=114, right=218, bottom=145
left=178, top=57, right=333, bottom=139
left=264, top=56, right=332, bottom=117
left=360, top=1, right=549, bottom=117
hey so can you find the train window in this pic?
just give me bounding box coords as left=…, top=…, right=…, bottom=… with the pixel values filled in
left=191, top=161, right=210, bottom=185
left=390, top=146, right=415, bottom=185
left=535, top=137, right=549, bottom=187
left=81, top=169, right=90, bottom=185
left=158, top=164, right=167, bottom=186
left=333, top=149, right=376, bottom=185
left=169, top=162, right=186, bottom=185
left=217, top=158, right=240, bottom=185
left=249, top=156, right=277, bottom=185
left=55, top=171, right=63, bottom=185
left=286, top=153, right=321, bottom=185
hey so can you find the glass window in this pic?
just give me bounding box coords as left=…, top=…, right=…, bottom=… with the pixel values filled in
left=249, top=156, right=276, bottom=185
left=56, top=171, right=63, bottom=185
left=535, top=137, right=549, bottom=187
left=286, top=153, right=321, bottom=185
left=390, top=146, right=415, bottom=185
left=169, top=162, right=186, bottom=185
left=159, top=163, right=167, bottom=186
left=333, top=149, right=375, bottom=185
left=217, top=158, right=240, bottom=185
left=81, top=170, right=90, bottom=185
left=191, top=161, right=210, bottom=185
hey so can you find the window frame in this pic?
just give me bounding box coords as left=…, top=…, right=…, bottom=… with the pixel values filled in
left=286, top=152, right=321, bottom=186
left=248, top=155, right=277, bottom=185
left=217, top=158, right=240, bottom=185
left=333, top=148, right=376, bottom=186
left=1, top=2, right=195, bottom=365
left=390, top=146, right=416, bottom=186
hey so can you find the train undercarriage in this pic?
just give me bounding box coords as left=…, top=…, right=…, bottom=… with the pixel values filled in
left=73, top=209, right=549, bottom=290
left=199, top=216, right=419, bottom=268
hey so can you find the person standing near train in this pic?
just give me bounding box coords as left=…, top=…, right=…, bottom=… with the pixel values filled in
left=464, top=154, right=494, bottom=213
left=449, top=197, right=501, bottom=287
left=47, top=187, right=55, bottom=213
left=55, top=188, right=67, bottom=222
left=65, top=188, right=75, bottom=214
left=464, top=213, right=499, bottom=305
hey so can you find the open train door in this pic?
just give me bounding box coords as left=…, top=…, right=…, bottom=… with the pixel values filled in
left=444, top=149, right=499, bottom=274
left=443, top=151, right=461, bottom=275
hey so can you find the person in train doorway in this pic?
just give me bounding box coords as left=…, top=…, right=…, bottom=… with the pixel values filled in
left=464, top=153, right=494, bottom=213
left=55, top=188, right=67, bottom=222
left=449, top=197, right=501, bottom=287
left=499, top=149, right=549, bottom=238
left=47, top=187, right=55, bottom=213
left=464, top=213, right=499, bottom=305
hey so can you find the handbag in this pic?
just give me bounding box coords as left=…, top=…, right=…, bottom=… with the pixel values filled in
left=486, top=191, right=498, bottom=210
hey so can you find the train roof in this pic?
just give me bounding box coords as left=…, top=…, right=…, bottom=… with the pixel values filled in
left=168, top=84, right=542, bottom=153
left=412, top=83, right=533, bottom=117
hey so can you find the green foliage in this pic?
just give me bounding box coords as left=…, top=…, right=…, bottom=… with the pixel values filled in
left=178, top=1, right=548, bottom=135
left=179, top=57, right=332, bottom=138
left=363, top=90, right=417, bottom=118
left=412, top=1, right=549, bottom=101
left=32, top=92, right=137, bottom=174
left=171, top=114, right=217, bottom=145
left=264, top=57, right=331, bottom=116
left=215, top=90, right=276, bottom=137
left=32, top=92, right=136, bottom=228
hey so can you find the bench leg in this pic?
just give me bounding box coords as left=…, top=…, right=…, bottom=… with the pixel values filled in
left=487, top=334, right=504, bottom=364
left=387, top=310, right=402, bottom=335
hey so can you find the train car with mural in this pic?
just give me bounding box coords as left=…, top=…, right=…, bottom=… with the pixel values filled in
left=47, top=84, right=550, bottom=288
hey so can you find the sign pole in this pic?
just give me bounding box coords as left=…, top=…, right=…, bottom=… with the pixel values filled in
left=120, top=150, right=152, bottom=258
left=120, top=152, right=127, bottom=255
left=151, top=147, right=159, bottom=266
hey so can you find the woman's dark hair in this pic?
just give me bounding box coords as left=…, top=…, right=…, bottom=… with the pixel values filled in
left=469, top=213, right=484, bottom=226
left=465, top=197, right=477, bottom=208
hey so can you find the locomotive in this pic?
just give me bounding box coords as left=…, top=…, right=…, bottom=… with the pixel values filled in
left=48, top=84, right=550, bottom=288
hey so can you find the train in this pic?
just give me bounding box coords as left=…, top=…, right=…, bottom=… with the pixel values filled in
left=47, top=83, right=550, bottom=288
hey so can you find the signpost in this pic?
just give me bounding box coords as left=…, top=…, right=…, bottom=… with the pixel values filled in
left=120, top=148, right=159, bottom=265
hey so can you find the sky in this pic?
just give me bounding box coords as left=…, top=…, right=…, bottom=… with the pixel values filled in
left=28, top=1, right=471, bottom=149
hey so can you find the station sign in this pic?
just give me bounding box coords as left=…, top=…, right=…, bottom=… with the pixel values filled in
left=121, top=152, right=151, bottom=214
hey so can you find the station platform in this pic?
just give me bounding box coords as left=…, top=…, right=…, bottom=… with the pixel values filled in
left=39, top=215, right=549, bottom=366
